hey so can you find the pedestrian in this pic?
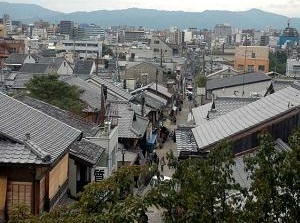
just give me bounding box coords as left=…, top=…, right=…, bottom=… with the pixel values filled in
left=160, top=156, right=166, bottom=172
left=149, top=152, right=153, bottom=165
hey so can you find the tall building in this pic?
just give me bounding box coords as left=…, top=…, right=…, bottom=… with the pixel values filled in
left=169, top=29, right=183, bottom=45
left=83, top=24, right=105, bottom=39
left=234, top=46, right=269, bottom=73
left=279, top=22, right=299, bottom=48
left=59, top=20, right=74, bottom=36
left=214, top=24, right=232, bottom=37
left=123, top=30, right=145, bottom=43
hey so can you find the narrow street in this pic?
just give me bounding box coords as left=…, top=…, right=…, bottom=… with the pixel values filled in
left=146, top=98, right=192, bottom=223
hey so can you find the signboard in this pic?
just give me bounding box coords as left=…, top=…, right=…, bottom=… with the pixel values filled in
left=92, top=167, right=108, bottom=182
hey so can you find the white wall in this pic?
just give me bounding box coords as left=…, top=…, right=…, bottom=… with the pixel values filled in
left=57, top=61, right=74, bottom=75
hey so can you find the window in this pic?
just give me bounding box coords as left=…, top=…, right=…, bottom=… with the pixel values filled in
left=251, top=52, right=256, bottom=58
left=258, top=65, right=265, bottom=71
left=247, top=65, right=254, bottom=72
left=154, top=40, right=160, bottom=44
left=237, top=64, right=244, bottom=71
left=153, top=48, right=159, bottom=52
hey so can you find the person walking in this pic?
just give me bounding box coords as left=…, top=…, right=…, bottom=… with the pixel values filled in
left=153, top=151, right=158, bottom=165
left=160, top=156, right=166, bottom=172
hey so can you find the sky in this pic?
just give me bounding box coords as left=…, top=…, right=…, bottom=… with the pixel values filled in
left=3, top=0, right=300, bottom=17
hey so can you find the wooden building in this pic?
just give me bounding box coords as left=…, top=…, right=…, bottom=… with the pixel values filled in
left=0, top=93, right=82, bottom=221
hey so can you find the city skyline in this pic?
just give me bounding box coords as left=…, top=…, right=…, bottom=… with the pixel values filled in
left=1, top=0, right=300, bottom=18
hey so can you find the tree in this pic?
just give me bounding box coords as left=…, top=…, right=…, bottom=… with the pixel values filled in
left=243, top=131, right=286, bottom=222
left=195, top=74, right=207, bottom=88
left=102, top=44, right=114, bottom=57
left=25, top=74, right=86, bottom=114
left=269, top=51, right=287, bottom=75
left=10, top=165, right=150, bottom=223
left=146, top=141, right=242, bottom=223
left=279, top=129, right=300, bottom=222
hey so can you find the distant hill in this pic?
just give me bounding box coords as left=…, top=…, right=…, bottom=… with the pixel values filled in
left=0, top=2, right=299, bottom=29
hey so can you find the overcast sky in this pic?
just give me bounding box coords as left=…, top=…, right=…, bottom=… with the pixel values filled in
left=4, top=0, right=300, bottom=17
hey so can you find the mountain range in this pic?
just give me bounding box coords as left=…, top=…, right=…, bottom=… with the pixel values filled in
left=0, top=2, right=299, bottom=29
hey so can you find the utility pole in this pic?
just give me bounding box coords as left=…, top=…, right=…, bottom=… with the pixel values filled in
left=156, top=69, right=158, bottom=94
left=160, top=49, right=163, bottom=68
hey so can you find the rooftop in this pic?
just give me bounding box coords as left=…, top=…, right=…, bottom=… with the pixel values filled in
left=192, top=82, right=300, bottom=150
left=206, top=72, right=271, bottom=91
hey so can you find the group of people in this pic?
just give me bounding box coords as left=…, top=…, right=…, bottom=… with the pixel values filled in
left=149, top=151, right=166, bottom=172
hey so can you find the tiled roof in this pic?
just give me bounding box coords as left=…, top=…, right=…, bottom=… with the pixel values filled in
left=5, top=53, right=29, bottom=65
left=108, top=102, right=148, bottom=139
left=0, top=93, right=82, bottom=164
left=206, top=72, right=271, bottom=91
left=272, top=79, right=294, bottom=92
left=175, top=125, right=198, bottom=157
left=232, top=138, right=290, bottom=189
left=12, top=73, right=40, bottom=89
left=0, top=141, right=43, bottom=164
left=192, top=97, right=258, bottom=125
left=74, top=60, right=94, bottom=75
left=38, top=57, right=65, bottom=71
left=19, top=63, right=50, bottom=74
left=131, top=82, right=172, bottom=99
left=192, top=82, right=300, bottom=150
left=69, top=139, right=105, bottom=165
left=130, top=103, right=151, bottom=116
left=62, top=76, right=102, bottom=111
left=15, top=95, right=99, bottom=137
left=89, top=76, right=133, bottom=101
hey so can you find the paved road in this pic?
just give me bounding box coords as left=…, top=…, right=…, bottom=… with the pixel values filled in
left=147, top=98, right=191, bottom=223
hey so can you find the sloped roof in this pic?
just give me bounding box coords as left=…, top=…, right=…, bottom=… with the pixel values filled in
left=175, top=125, right=198, bottom=156
left=15, top=95, right=99, bottom=137
left=12, top=73, right=44, bottom=89
left=38, top=57, right=65, bottom=71
left=74, top=60, right=94, bottom=75
left=19, top=63, right=49, bottom=74
left=192, top=97, right=259, bottom=125
left=108, top=102, right=149, bottom=139
left=62, top=76, right=102, bottom=111
left=206, top=72, right=271, bottom=91
left=69, top=139, right=105, bottom=165
left=192, top=82, right=300, bottom=150
left=0, top=141, right=44, bottom=164
left=89, top=75, right=133, bottom=101
left=131, top=82, right=172, bottom=99
left=5, top=53, right=29, bottom=65
left=0, top=93, right=82, bottom=164
left=272, top=79, right=294, bottom=92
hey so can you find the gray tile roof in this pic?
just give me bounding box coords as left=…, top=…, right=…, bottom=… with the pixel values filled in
left=5, top=53, right=29, bottom=65
left=130, top=103, right=151, bottom=116
left=0, top=140, right=44, bottom=164
left=108, top=102, right=149, bottom=138
left=175, top=125, right=198, bottom=157
left=15, top=95, right=99, bottom=137
left=90, top=75, right=133, bottom=101
left=192, top=97, right=259, bottom=125
left=192, top=82, right=300, bottom=150
left=206, top=72, right=271, bottom=91
left=19, top=63, right=50, bottom=74
left=131, top=82, right=172, bottom=99
left=74, top=60, right=94, bottom=75
left=38, top=57, right=65, bottom=71
left=69, top=139, right=105, bottom=165
left=0, top=93, right=82, bottom=164
left=62, top=76, right=102, bottom=111
left=272, top=79, right=294, bottom=92
left=11, top=73, right=39, bottom=89
left=232, top=138, right=290, bottom=189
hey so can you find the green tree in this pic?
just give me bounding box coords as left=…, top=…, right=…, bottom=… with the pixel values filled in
left=195, top=74, right=207, bottom=87
left=102, top=44, right=114, bottom=57
left=146, top=141, right=242, bottom=223
left=10, top=165, right=150, bottom=223
left=25, top=74, right=86, bottom=114
left=279, top=129, right=300, bottom=222
left=269, top=51, right=287, bottom=75
left=243, top=131, right=286, bottom=222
